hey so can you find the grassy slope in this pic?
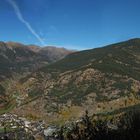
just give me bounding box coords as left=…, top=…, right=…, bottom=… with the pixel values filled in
left=38, top=39, right=140, bottom=85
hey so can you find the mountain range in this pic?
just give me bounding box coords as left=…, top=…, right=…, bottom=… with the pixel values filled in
left=0, top=41, right=73, bottom=80
left=0, top=38, right=140, bottom=125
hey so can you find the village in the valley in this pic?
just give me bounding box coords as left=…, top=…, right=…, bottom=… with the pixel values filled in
left=0, top=113, right=59, bottom=140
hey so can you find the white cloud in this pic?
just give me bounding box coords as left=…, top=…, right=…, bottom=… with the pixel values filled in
left=6, top=0, right=46, bottom=46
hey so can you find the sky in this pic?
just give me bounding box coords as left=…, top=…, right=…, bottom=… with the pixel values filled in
left=1, top=0, right=140, bottom=50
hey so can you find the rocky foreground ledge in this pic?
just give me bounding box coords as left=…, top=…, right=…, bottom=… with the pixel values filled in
left=0, top=111, right=118, bottom=140
left=0, top=108, right=140, bottom=140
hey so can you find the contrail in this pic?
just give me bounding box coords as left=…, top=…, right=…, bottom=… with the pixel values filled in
left=6, top=0, right=46, bottom=46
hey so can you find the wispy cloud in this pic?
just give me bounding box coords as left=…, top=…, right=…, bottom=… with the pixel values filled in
left=6, top=0, right=46, bottom=46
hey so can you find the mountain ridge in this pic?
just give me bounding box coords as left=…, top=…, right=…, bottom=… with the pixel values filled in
left=0, top=41, right=73, bottom=80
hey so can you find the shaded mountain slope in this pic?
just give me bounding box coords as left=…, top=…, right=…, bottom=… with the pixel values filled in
left=0, top=41, right=73, bottom=80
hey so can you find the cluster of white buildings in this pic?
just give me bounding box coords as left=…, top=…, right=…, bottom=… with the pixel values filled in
left=0, top=113, right=45, bottom=136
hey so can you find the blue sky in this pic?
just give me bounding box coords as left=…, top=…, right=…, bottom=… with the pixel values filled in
left=1, top=0, right=140, bottom=50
